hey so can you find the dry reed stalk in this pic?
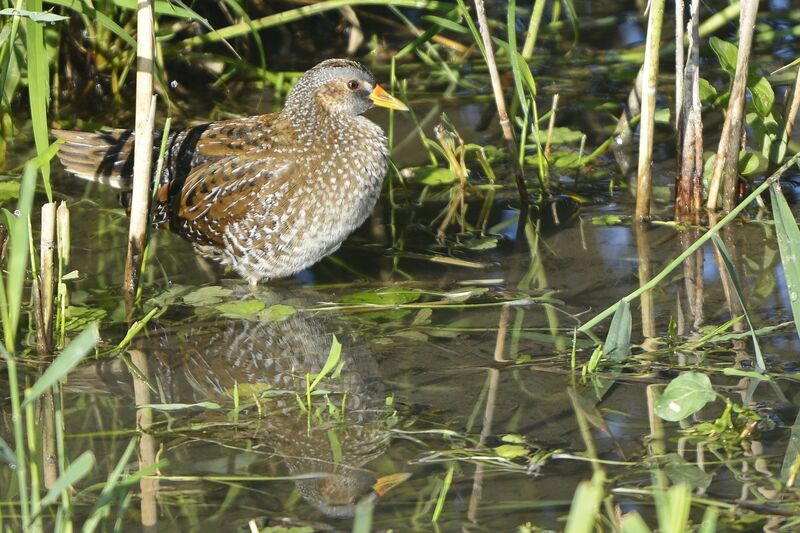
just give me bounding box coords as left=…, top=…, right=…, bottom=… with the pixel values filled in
left=675, top=0, right=703, bottom=220
left=635, top=0, right=665, bottom=220
left=472, top=0, right=530, bottom=221
left=124, top=0, right=156, bottom=305
left=706, top=0, right=760, bottom=212
left=36, top=202, right=56, bottom=354
left=544, top=93, right=559, bottom=159
left=784, top=66, right=800, bottom=140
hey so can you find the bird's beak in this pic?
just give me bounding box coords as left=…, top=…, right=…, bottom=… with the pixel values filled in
left=369, top=85, right=409, bottom=111
left=371, top=472, right=412, bottom=497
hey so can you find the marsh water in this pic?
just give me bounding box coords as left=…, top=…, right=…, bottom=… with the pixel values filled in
left=4, top=1, right=800, bottom=531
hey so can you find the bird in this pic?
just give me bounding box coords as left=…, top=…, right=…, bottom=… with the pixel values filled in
left=53, top=59, right=408, bottom=286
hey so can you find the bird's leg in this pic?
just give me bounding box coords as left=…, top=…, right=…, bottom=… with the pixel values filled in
left=247, top=276, right=259, bottom=291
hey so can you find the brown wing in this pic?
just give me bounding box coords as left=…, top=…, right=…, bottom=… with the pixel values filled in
left=159, top=155, right=293, bottom=247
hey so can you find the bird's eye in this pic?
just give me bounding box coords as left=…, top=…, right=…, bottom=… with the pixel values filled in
left=346, top=80, right=360, bottom=90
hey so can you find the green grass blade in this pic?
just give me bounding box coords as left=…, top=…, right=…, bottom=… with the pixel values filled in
left=22, top=324, right=99, bottom=407
left=352, top=496, right=375, bottom=533
left=44, top=0, right=136, bottom=48
left=37, top=451, right=94, bottom=510
left=0, top=162, right=36, bottom=351
left=769, top=183, right=800, bottom=341
left=698, top=505, right=719, bottom=533
left=82, top=438, right=137, bottom=533
left=431, top=463, right=454, bottom=522
left=564, top=479, right=603, bottom=533
left=780, top=407, right=800, bottom=485
left=24, top=0, right=52, bottom=200
left=711, top=234, right=765, bottom=370
left=620, top=511, right=651, bottom=533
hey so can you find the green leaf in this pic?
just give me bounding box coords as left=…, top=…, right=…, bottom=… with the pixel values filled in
left=413, top=165, right=456, bottom=186
left=620, top=512, right=652, bottom=533
left=698, top=78, right=717, bottom=102
left=663, top=453, right=713, bottom=490
left=215, top=299, right=265, bottom=318
left=721, top=367, right=770, bottom=381
left=0, top=8, right=68, bottom=23
left=23, top=324, right=99, bottom=407
left=342, top=288, right=421, bottom=306
left=603, top=300, right=631, bottom=362
left=709, top=37, right=738, bottom=76
left=0, top=180, right=20, bottom=204
left=0, top=435, right=15, bottom=467
left=257, top=303, right=297, bottom=322
left=182, top=285, right=233, bottom=306
left=769, top=183, right=800, bottom=343
left=546, top=126, right=585, bottom=144
left=711, top=234, right=765, bottom=371
left=749, top=75, right=775, bottom=117
left=655, top=372, right=716, bottom=422
left=494, top=444, right=528, bottom=460
left=309, top=335, right=342, bottom=391
left=39, top=451, right=94, bottom=509
left=137, top=402, right=222, bottom=411
left=738, top=150, right=767, bottom=175
left=422, top=14, right=469, bottom=34
left=780, top=407, right=800, bottom=484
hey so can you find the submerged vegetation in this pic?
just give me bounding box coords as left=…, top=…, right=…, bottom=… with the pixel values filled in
left=1, top=0, right=800, bottom=531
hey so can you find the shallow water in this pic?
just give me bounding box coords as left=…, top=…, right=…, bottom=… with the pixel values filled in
left=3, top=1, right=800, bottom=531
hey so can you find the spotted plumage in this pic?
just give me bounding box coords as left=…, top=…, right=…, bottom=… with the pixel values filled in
left=54, top=59, right=407, bottom=285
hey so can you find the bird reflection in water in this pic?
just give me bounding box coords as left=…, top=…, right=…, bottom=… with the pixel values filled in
left=75, top=308, right=406, bottom=520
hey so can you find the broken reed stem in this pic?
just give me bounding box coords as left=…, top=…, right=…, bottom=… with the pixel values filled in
left=784, top=66, right=800, bottom=140
left=472, top=0, right=530, bottom=219
left=124, top=0, right=156, bottom=306
left=36, top=202, right=55, bottom=354
left=706, top=0, right=759, bottom=211
left=544, top=93, right=559, bottom=159
left=580, top=150, right=800, bottom=334
left=634, top=0, right=665, bottom=220
left=676, top=0, right=703, bottom=220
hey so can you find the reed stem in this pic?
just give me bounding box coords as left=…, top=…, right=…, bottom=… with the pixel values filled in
left=123, top=0, right=156, bottom=305
left=634, top=0, right=665, bottom=220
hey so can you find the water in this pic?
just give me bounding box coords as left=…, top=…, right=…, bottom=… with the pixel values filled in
left=3, top=1, right=800, bottom=530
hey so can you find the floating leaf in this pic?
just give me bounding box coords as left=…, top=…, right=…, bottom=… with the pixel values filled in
left=182, top=286, right=233, bottom=306
left=494, top=444, right=529, bottom=460
left=258, top=303, right=297, bottom=322
left=655, top=372, right=716, bottom=422
left=215, top=299, right=265, bottom=318
left=343, top=288, right=421, bottom=306
left=546, top=126, right=585, bottom=144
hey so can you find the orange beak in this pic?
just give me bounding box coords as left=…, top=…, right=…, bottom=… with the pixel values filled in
left=369, top=84, right=409, bottom=111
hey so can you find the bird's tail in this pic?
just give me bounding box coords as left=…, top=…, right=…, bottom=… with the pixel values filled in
left=53, top=129, right=136, bottom=190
